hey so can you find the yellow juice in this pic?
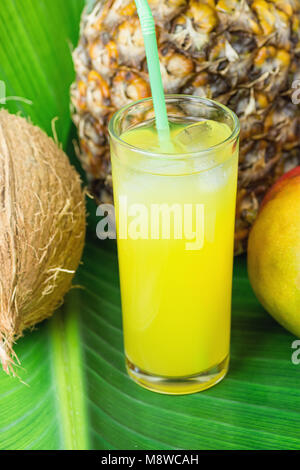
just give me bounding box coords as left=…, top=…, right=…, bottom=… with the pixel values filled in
left=111, top=113, right=239, bottom=394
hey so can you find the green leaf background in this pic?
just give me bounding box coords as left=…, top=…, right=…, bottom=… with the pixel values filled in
left=0, top=0, right=300, bottom=451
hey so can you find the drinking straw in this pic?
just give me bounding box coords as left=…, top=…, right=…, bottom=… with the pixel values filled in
left=134, top=0, right=171, bottom=145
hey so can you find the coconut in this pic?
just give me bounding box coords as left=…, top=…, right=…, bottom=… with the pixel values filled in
left=0, top=109, right=86, bottom=374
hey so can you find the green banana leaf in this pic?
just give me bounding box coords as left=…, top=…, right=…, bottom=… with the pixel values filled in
left=1, top=228, right=300, bottom=450
left=1, top=0, right=300, bottom=451
left=0, top=0, right=85, bottom=145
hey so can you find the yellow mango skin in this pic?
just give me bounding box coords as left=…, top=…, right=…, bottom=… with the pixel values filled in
left=248, top=179, right=300, bottom=337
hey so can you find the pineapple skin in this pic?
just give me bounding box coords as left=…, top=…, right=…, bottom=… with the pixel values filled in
left=71, top=0, right=300, bottom=253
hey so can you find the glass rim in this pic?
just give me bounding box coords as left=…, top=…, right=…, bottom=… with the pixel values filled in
left=108, top=94, right=240, bottom=160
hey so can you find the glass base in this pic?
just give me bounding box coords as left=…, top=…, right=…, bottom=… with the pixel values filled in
left=126, top=355, right=229, bottom=395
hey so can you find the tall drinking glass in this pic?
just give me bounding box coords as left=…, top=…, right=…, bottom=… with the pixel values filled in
left=109, top=95, right=240, bottom=394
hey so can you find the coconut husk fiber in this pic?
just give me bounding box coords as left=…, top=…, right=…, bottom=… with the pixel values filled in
left=0, top=109, right=86, bottom=375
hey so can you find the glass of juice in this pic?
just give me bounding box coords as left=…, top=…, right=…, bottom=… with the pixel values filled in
left=108, top=95, right=240, bottom=394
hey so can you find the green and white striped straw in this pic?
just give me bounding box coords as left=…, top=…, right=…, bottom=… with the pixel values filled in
left=134, top=0, right=171, bottom=147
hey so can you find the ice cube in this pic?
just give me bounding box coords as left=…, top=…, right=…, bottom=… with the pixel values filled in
left=197, top=165, right=228, bottom=193
left=173, top=120, right=231, bottom=153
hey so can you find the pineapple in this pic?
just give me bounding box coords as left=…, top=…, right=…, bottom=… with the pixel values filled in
left=71, top=0, right=300, bottom=253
